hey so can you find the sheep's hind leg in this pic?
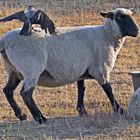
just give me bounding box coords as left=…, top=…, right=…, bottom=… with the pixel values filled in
left=102, top=82, right=123, bottom=114
left=3, top=73, right=27, bottom=121
left=76, top=80, right=87, bottom=116
left=20, top=79, right=47, bottom=124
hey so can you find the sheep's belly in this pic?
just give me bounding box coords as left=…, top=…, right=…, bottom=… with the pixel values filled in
left=38, top=70, right=81, bottom=87
left=38, top=69, right=92, bottom=87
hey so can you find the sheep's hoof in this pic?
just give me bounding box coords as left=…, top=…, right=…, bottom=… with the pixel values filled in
left=118, top=108, right=123, bottom=114
left=38, top=118, right=47, bottom=124
left=19, top=113, right=27, bottom=121
left=34, top=115, right=47, bottom=124
left=113, top=107, right=123, bottom=114
left=77, top=107, right=87, bottom=116
left=113, top=102, right=123, bottom=114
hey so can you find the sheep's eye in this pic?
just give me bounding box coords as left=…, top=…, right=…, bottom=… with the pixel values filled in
left=116, top=14, right=125, bottom=20
left=120, top=14, right=126, bottom=18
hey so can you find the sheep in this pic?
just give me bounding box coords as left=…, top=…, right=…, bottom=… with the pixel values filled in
left=128, top=87, right=140, bottom=120
left=0, top=8, right=139, bottom=123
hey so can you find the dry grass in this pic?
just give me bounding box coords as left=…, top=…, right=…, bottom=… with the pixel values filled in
left=0, top=7, right=140, bottom=139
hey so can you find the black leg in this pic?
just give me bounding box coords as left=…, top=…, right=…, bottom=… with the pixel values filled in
left=76, top=80, right=87, bottom=116
left=102, top=82, right=123, bottom=114
left=3, top=73, right=27, bottom=121
left=20, top=87, right=47, bottom=124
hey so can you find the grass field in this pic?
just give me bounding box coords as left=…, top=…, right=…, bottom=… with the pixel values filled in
left=0, top=7, right=140, bottom=139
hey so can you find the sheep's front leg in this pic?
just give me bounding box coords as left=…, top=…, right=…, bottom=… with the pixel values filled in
left=3, top=73, right=27, bottom=121
left=76, top=80, right=87, bottom=116
left=102, top=82, right=123, bottom=114
left=20, top=80, right=47, bottom=124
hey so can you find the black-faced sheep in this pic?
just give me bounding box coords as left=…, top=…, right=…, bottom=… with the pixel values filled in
left=0, top=8, right=139, bottom=123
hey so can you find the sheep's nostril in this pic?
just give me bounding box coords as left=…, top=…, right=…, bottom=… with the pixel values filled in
left=133, top=28, right=139, bottom=36
left=134, top=27, right=139, bottom=32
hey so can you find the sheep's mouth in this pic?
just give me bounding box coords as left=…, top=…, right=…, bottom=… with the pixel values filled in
left=125, top=28, right=139, bottom=37
left=128, top=30, right=139, bottom=37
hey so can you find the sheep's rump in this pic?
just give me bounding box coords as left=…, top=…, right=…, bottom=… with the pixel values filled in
left=0, top=28, right=95, bottom=87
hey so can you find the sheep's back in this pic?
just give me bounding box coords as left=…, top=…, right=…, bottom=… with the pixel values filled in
left=1, top=29, right=48, bottom=78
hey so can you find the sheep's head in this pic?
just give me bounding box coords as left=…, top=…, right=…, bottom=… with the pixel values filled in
left=100, top=8, right=139, bottom=37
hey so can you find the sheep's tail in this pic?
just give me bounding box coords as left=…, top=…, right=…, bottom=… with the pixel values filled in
left=0, top=37, right=6, bottom=52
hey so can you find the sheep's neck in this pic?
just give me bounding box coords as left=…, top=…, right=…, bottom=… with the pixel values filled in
left=103, top=25, right=125, bottom=52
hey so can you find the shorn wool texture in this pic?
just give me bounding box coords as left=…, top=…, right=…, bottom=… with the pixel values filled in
left=0, top=8, right=138, bottom=123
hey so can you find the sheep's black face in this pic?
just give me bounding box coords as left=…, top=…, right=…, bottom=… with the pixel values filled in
left=115, top=11, right=139, bottom=37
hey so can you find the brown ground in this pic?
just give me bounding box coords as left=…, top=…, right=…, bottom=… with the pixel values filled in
left=0, top=7, right=140, bottom=139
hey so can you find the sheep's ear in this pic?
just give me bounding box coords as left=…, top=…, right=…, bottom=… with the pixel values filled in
left=100, top=12, right=114, bottom=19
left=129, top=8, right=136, bottom=15
left=130, top=8, right=134, bottom=12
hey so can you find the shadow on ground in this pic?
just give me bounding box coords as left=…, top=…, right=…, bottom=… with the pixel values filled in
left=0, top=112, right=140, bottom=139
